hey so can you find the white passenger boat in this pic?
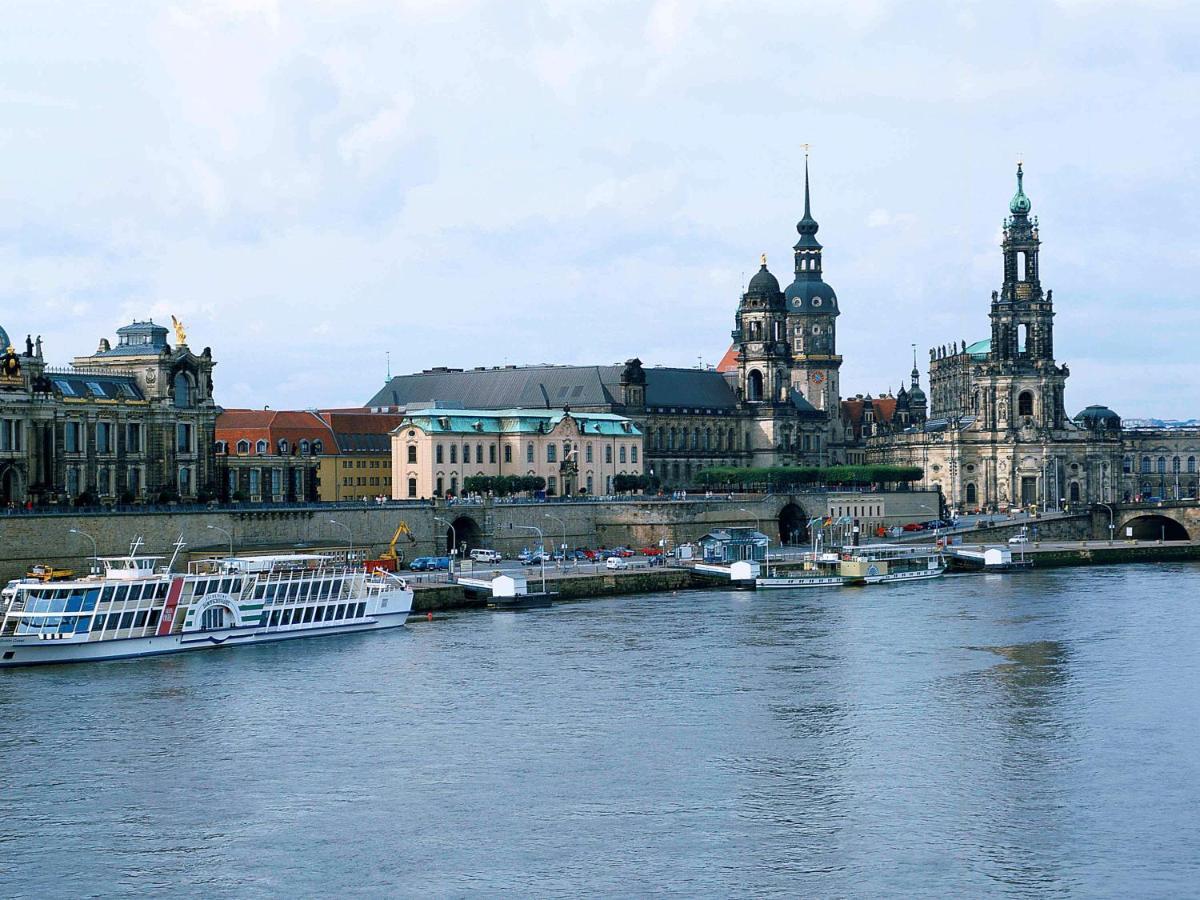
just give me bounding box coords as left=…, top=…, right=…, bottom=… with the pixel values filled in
left=0, top=544, right=413, bottom=668
left=838, top=545, right=946, bottom=585
left=756, top=551, right=845, bottom=590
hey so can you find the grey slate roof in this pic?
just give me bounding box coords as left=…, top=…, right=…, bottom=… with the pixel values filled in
left=51, top=374, right=144, bottom=400
left=365, top=364, right=738, bottom=412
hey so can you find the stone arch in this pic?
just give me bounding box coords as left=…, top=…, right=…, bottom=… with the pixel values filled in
left=1124, top=514, right=1189, bottom=541
left=778, top=502, right=808, bottom=545
left=747, top=369, right=764, bottom=401
left=448, top=515, right=482, bottom=554
left=0, top=464, right=21, bottom=505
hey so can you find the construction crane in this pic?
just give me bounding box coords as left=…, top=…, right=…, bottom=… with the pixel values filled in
left=366, top=521, right=416, bottom=572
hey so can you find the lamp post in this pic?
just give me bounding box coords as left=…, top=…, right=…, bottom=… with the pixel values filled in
left=68, top=528, right=98, bottom=575
left=433, top=515, right=457, bottom=576
left=545, top=513, right=567, bottom=568
left=1097, top=502, right=1115, bottom=544
left=206, top=524, right=233, bottom=558
left=738, top=507, right=766, bottom=565
left=327, top=519, right=353, bottom=564
left=510, top=523, right=547, bottom=594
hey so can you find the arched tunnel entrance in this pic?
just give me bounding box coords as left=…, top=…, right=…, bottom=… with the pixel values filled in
left=778, top=503, right=809, bottom=545
left=446, top=515, right=482, bottom=554
left=1124, top=514, right=1189, bottom=541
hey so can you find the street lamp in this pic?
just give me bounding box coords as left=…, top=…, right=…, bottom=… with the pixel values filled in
left=433, top=516, right=457, bottom=576
left=510, top=523, right=547, bottom=594
left=1097, top=502, right=1115, bottom=544
left=545, top=513, right=567, bottom=568
left=327, top=519, right=353, bottom=564
left=206, top=524, right=233, bottom=558
left=68, top=528, right=98, bottom=575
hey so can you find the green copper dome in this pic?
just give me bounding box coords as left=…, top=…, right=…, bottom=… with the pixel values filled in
left=1009, top=162, right=1031, bottom=216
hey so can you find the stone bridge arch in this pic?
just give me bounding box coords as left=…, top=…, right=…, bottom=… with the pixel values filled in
left=1104, top=503, right=1198, bottom=541
left=1120, top=513, right=1190, bottom=541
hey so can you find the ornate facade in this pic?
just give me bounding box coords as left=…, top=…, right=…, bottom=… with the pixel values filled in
left=0, top=320, right=218, bottom=506
left=869, top=166, right=1199, bottom=511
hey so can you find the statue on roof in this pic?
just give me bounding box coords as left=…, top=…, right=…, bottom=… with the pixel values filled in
left=171, top=315, right=187, bottom=346
left=25, top=335, right=32, bottom=356
left=1, top=346, right=21, bottom=378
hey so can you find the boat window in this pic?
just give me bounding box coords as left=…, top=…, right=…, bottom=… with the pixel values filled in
left=134, top=610, right=149, bottom=629
left=324, top=606, right=335, bottom=621
left=253, top=584, right=266, bottom=600
left=281, top=609, right=293, bottom=625
left=285, top=582, right=299, bottom=601
left=335, top=604, right=345, bottom=619
left=147, top=609, right=161, bottom=629
left=93, top=614, right=107, bottom=632
left=100, top=586, right=114, bottom=603
left=303, top=607, right=315, bottom=623
left=113, top=586, right=128, bottom=604
left=268, top=610, right=279, bottom=627
left=120, top=611, right=136, bottom=629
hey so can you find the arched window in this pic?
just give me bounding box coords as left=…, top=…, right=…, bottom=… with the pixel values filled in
left=449, top=445, right=457, bottom=464
left=504, top=445, right=512, bottom=463
left=704, top=428, right=711, bottom=450
left=749, top=321, right=762, bottom=340
left=691, top=428, right=699, bottom=450
left=1017, top=323, right=1029, bottom=355
left=1018, top=391, right=1034, bottom=417
left=435, top=444, right=444, bottom=464
left=527, top=443, right=534, bottom=463
left=278, top=439, right=289, bottom=455
left=255, top=440, right=267, bottom=455
left=464, top=445, right=472, bottom=464
left=747, top=370, right=764, bottom=401
left=214, top=441, right=227, bottom=454
left=1172, top=456, right=1181, bottom=473
left=1141, top=456, right=1151, bottom=473
left=407, top=446, right=417, bottom=464
left=299, top=440, right=310, bottom=455
left=236, top=439, right=249, bottom=455
left=313, top=440, right=323, bottom=454
left=547, top=444, right=557, bottom=463
left=586, top=443, right=594, bottom=463
left=1069, top=482, right=1081, bottom=503
left=668, top=428, right=676, bottom=451
left=173, top=372, right=193, bottom=409
left=407, top=477, right=417, bottom=498
left=1189, top=456, right=1196, bottom=474
left=619, top=446, right=626, bottom=463
left=604, top=445, right=612, bottom=464
left=965, top=483, right=977, bottom=505
left=1157, top=456, right=1166, bottom=474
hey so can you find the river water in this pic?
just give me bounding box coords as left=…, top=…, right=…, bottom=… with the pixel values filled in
left=2, top=564, right=1198, bottom=898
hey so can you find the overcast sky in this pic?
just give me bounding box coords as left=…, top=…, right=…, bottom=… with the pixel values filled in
left=3, top=0, right=1198, bottom=418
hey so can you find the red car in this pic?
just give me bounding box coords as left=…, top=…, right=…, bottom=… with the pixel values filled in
left=640, top=546, right=662, bottom=556
left=617, top=547, right=635, bottom=558
left=902, top=522, right=923, bottom=532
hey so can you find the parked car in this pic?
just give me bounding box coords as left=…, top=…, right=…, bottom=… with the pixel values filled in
left=522, top=553, right=549, bottom=566
left=408, top=557, right=434, bottom=571
left=616, top=547, right=636, bottom=558
left=1008, top=532, right=1030, bottom=545
left=469, top=549, right=502, bottom=564
left=902, top=523, right=923, bottom=532
left=640, top=546, right=663, bottom=556
left=605, top=556, right=629, bottom=570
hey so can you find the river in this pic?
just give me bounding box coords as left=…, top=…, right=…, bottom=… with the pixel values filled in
left=2, top=563, right=1198, bottom=897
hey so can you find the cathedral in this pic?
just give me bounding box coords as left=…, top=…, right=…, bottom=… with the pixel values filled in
left=867, top=164, right=1200, bottom=511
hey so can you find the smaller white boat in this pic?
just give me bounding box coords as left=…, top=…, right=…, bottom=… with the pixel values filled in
left=756, top=551, right=844, bottom=590
left=838, top=545, right=946, bottom=586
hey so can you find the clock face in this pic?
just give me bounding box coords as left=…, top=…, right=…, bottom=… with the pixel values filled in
left=813, top=372, right=824, bottom=383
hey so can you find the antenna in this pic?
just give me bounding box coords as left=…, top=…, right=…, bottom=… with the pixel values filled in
left=385, top=351, right=391, bottom=382
left=167, top=534, right=186, bottom=573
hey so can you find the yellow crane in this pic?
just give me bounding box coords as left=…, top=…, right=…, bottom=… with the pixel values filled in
left=367, top=520, right=416, bottom=572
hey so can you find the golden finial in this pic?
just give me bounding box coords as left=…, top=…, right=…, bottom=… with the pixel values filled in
left=801, top=142, right=811, bottom=159
left=760, top=252, right=767, bottom=266
left=171, top=315, right=187, bottom=345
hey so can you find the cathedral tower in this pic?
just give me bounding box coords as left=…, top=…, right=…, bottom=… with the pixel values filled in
left=784, top=158, right=841, bottom=411
left=732, top=256, right=789, bottom=403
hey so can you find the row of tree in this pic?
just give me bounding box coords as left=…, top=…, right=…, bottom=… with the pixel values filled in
left=612, top=474, right=662, bottom=494
left=694, top=464, right=924, bottom=490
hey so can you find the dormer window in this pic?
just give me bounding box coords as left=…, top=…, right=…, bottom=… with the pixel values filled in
left=300, top=439, right=310, bottom=455
left=278, top=439, right=289, bottom=454
left=256, top=440, right=267, bottom=455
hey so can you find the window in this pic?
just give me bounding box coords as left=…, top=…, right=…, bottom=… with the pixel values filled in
left=504, top=445, right=512, bottom=464
left=1018, top=323, right=1029, bottom=355
left=1189, top=456, right=1196, bottom=474
left=249, top=469, right=261, bottom=495
left=1123, top=456, right=1132, bottom=474
left=313, top=440, right=323, bottom=454
left=173, top=372, right=193, bottom=408
left=1172, top=456, right=1181, bottom=473
left=278, top=439, right=289, bottom=455
left=586, top=444, right=594, bottom=463
left=527, top=443, right=534, bottom=463
left=178, top=466, right=191, bottom=495
left=965, top=483, right=977, bottom=504
left=1141, top=456, right=1151, bottom=474
left=125, top=423, right=142, bottom=454
left=95, top=421, right=113, bottom=454
left=477, top=443, right=484, bottom=464
left=65, top=421, right=82, bottom=453
left=407, top=477, right=417, bottom=498
left=489, top=444, right=496, bottom=464
left=407, top=445, right=417, bottom=463
left=747, top=370, right=764, bottom=402
left=237, top=439, right=250, bottom=454
left=619, top=446, right=626, bottom=463
left=435, top=444, right=444, bottom=464
left=127, top=466, right=141, bottom=495
left=256, top=440, right=267, bottom=455
left=450, top=445, right=457, bottom=464
left=604, top=445, right=612, bottom=464
left=548, top=475, right=557, bottom=494
left=547, top=444, right=557, bottom=463
left=1157, top=456, right=1166, bottom=474
left=631, top=446, right=638, bottom=464
left=300, top=440, right=310, bottom=455
left=177, top=423, right=194, bottom=453
left=1018, top=391, right=1033, bottom=417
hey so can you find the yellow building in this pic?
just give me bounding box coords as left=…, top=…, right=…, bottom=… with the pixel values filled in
left=392, top=408, right=643, bottom=499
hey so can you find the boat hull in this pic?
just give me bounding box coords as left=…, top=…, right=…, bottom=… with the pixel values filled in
left=852, top=567, right=946, bottom=586
left=755, top=576, right=844, bottom=590
left=0, top=608, right=411, bottom=668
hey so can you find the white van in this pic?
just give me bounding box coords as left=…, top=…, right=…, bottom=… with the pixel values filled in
left=605, top=556, right=629, bottom=570
left=469, top=549, right=503, bottom=564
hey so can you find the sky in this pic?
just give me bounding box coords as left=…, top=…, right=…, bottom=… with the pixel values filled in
left=2, top=0, right=1198, bottom=419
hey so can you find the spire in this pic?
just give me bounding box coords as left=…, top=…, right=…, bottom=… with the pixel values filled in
left=911, top=344, right=920, bottom=388
left=796, top=152, right=819, bottom=239
left=1009, top=160, right=1031, bottom=216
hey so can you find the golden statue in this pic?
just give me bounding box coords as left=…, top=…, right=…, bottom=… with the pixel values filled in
left=171, top=315, right=187, bottom=345
left=760, top=252, right=767, bottom=266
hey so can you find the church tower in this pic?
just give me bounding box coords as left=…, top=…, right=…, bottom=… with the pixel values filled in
left=784, top=157, right=841, bottom=411
left=985, top=163, right=1068, bottom=431
left=732, top=256, right=789, bottom=404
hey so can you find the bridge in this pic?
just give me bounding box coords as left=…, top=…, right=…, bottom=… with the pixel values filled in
left=1091, top=500, right=1200, bottom=542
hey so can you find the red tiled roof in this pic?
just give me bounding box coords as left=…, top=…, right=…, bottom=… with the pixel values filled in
left=715, top=345, right=739, bottom=373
